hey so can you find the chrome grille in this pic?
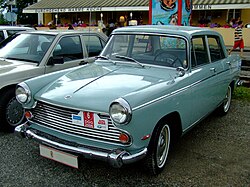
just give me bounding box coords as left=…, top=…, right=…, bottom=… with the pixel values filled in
left=29, top=101, right=129, bottom=145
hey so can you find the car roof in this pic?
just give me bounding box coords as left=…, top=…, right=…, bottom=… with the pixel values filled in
left=0, top=26, right=35, bottom=30
left=17, top=30, right=107, bottom=37
left=112, top=25, right=221, bottom=39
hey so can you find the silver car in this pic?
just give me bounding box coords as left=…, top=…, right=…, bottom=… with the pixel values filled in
left=0, top=30, right=107, bottom=132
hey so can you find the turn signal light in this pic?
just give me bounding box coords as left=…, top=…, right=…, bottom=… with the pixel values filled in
left=25, top=111, right=33, bottom=119
left=119, top=133, right=129, bottom=144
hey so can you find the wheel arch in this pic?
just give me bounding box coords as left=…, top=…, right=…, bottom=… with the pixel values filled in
left=150, top=111, right=182, bottom=147
left=0, top=84, right=16, bottom=98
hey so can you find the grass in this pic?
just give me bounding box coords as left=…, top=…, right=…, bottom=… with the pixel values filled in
left=233, top=86, right=250, bottom=101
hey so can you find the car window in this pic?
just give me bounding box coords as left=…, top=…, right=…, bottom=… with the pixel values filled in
left=82, top=35, right=104, bottom=57
left=53, top=36, right=83, bottom=62
left=0, top=33, right=55, bottom=63
left=207, top=36, right=225, bottom=62
left=102, top=34, right=187, bottom=68
left=191, top=36, right=209, bottom=67
left=7, top=30, right=27, bottom=36
left=0, top=31, right=4, bottom=42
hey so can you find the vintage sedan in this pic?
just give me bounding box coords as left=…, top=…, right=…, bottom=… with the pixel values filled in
left=0, top=30, right=107, bottom=132
left=15, top=25, right=241, bottom=175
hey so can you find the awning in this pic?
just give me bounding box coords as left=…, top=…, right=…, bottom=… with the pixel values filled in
left=192, top=0, right=250, bottom=10
left=23, top=0, right=149, bottom=13
left=23, top=0, right=250, bottom=13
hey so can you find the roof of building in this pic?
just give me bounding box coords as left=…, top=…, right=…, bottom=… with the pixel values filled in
left=23, top=0, right=250, bottom=13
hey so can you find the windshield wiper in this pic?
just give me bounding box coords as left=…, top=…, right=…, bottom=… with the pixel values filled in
left=96, top=55, right=116, bottom=64
left=115, top=55, right=144, bottom=67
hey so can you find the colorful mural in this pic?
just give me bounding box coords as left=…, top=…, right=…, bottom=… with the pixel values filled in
left=151, top=0, right=192, bottom=25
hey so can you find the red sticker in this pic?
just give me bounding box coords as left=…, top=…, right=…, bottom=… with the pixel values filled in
left=83, top=112, right=94, bottom=128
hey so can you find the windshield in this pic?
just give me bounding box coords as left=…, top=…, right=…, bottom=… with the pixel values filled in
left=0, top=33, right=56, bottom=64
left=101, top=34, right=188, bottom=68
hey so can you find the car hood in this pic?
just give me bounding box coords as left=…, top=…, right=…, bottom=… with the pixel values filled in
left=0, top=59, right=35, bottom=74
left=36, top=62, right=179, bottom=112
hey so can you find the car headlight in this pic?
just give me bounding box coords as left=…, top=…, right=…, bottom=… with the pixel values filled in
left=109, top=98, right=132, bottom=125
left=16, top=82, right=31, bottom=104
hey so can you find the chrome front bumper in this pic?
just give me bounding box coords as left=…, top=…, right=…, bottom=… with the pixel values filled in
left=15, top=123, right=147, bottom=168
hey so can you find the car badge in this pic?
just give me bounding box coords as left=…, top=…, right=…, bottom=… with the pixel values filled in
left=64, top=95, right=72, bottom=99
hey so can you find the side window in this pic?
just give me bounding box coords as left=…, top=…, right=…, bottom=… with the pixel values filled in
left=53, top=36, right=83, bottom=62
left=207, top=36, right=225, bottom=62
left=7, top=30, right=23, bottom=36
left=82, top=35, right=104, bottom=57
left=191, top=36, right=209, bottom=67
left=0, top=31, right=4, bottom=42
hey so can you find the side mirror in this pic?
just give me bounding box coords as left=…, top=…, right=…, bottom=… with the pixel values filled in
left=47, top=56, right=64, bottom=66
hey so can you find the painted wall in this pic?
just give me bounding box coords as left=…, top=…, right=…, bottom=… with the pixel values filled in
left=241, top=9, right=250, bottom=24
left=151, top=0, right=191, bottom=25
left=211, top=28, right=250, bottom=48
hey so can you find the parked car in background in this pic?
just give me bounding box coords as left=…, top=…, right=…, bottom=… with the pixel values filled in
left=0, top=26, right=35, bottom=42
left=0, top=30, right=107, bottom=132
left=15, top=25, right=241, bottom=175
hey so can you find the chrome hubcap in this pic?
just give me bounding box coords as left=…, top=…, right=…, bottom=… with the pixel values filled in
left=156, top=124, right=170, bottom=168
left=224, top=86, right=231, bottom=112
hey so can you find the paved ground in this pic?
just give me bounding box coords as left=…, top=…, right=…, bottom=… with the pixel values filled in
left=0, top=99, right=249, bottom=187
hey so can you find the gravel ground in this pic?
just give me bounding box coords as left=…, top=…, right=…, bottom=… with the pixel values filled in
left=0, top=99, right=249, bottom=187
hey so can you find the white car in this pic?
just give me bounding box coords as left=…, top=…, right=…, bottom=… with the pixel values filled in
left=0, top=26, right=35, bottom=42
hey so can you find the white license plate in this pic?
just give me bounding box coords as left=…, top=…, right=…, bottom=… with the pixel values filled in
left=39, top=144, right=78, bottom=169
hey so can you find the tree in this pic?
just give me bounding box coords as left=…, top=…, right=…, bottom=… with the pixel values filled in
left=16, top=0, right=37, bottom=25
left=0, top=0, right=38, bottom=25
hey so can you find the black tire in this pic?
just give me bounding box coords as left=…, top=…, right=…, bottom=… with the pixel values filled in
left=0, top=88, right=25, bottom=132
left=217, top=85, right=232, bottom=116
left=143, top=122, right=171, bottom=175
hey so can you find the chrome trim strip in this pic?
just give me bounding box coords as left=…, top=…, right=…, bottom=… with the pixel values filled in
left=133, top=68, right=230, bottom=111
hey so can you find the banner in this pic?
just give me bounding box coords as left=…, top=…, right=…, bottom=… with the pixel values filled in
left=151, top=0, right=192, bottom=26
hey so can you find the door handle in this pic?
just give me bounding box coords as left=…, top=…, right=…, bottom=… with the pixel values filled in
left=210, top=67, right=216, bottom=72
left=79, top=61, right=87, bottom=65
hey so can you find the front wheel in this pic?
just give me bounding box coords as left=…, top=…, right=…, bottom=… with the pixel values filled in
left=0, top=88, right=25, bottom=132
left=143, top=123, right=171, bottom=175
left=217, top=85, right=232, bottom=116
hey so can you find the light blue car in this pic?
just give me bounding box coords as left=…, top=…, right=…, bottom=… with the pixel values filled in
left=15, top=25, right=241, bottom=175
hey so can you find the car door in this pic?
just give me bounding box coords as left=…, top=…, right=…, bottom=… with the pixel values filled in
left=187, top=35, right=225, bottom=127
left=44, top=35, right=85, bottom=74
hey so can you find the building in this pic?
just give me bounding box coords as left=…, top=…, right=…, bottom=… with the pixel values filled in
left=23, top=0, right=250, bottom=27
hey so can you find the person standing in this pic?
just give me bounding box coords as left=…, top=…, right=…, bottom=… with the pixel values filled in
left=228, top=21, right=244, bottom=57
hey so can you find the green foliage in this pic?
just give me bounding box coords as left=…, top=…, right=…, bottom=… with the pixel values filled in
left=16, top=0, right=37, bottom=24
left=233, top=86, right=250, bottom=101
left=0, top=13, right=7, bottom=24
